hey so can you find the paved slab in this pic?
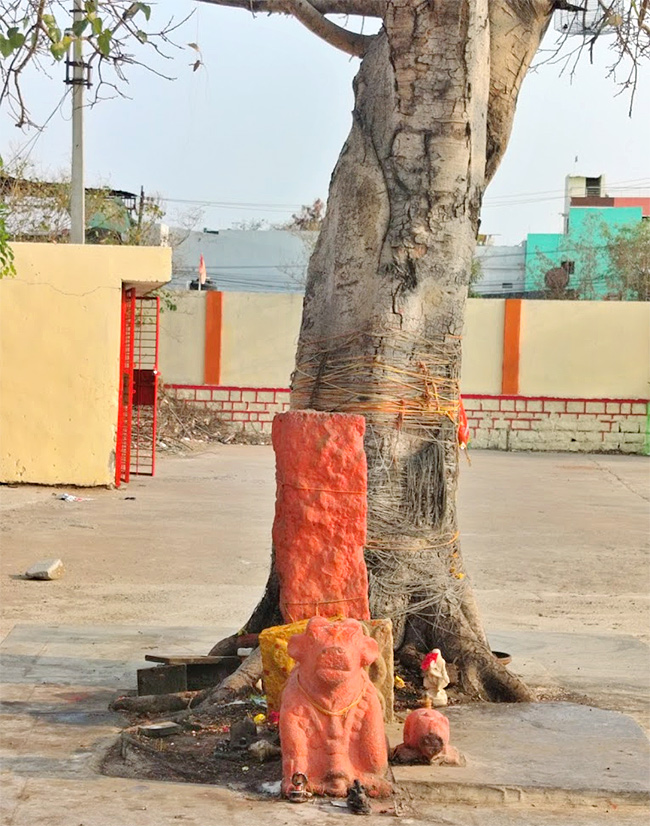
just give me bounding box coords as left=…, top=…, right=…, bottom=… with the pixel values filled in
left=489, top=629, right=650, bottom=732
left=1, top=449, right=648, bottom=648
left=391, top=703, right=650, bottom=808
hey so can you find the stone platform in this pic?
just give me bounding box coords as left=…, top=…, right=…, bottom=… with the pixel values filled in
left=1, top=625, right=649, bottom=825
left=390, top=702, right=650, bottom=808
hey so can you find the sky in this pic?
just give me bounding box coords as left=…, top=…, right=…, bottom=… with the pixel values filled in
left=1, top=1, right=649, bottom=246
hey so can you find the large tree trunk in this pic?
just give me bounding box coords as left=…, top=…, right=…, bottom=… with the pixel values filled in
left=207, top=0, right=551, bottom=703
left=290, top=0, right=521, bottom=700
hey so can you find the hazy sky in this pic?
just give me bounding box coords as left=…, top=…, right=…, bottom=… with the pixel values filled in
left=2, top=1, right=649, bottom=245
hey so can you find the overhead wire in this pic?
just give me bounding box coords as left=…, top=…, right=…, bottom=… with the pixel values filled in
left=154, top=176, right=650, bottom=214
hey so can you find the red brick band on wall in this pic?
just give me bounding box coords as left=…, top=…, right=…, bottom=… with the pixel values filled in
left=166, top=385, right=649, bottom=454
left=463, top=395, right=648, bottom=454
left=167, top=384, right=290, bottom=433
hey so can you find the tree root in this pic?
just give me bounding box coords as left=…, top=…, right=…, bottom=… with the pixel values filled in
left=207, top=632, right=258, bottom=658
left=111, top=691, right=204, bottom=715
left=194, top=648, right=264, bottom=717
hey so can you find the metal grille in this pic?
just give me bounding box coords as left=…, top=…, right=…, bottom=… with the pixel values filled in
left=130, top=296, right=160, bottom=477
left=554, top=1, right=623, bottom=36
left=116, top=287, right=136, bottom=486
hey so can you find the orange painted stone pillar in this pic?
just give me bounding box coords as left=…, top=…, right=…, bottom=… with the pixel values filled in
left=272, top=410, right=371, bottom=623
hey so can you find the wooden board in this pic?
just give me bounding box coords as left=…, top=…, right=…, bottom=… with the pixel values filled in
left=144, top=655, right=240, bottom=665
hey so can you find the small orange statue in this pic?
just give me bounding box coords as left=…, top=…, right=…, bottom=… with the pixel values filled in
left=279, top=616, right=391, bottom=798
left=391, top=704, right=465, bottom=766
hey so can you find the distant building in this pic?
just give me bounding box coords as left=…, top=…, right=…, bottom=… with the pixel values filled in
left=525, top=174, right=650, bottom=298
left=473, top=243, right=526, bottom=297
left=171, top=228, right=528, bottom=298
left=170, top=229, right=317, bottom=293
left=167, top=174, right=648, bottom=300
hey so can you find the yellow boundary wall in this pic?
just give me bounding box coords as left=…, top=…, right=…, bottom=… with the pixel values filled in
left=160, top=293, right=650, bottom=401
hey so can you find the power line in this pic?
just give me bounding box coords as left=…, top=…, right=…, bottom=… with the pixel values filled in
left=155, top=177, right=650, bottom=214
left=483, top=177, right=650, bottom=204
left=6, top=91, right=71, bottom=167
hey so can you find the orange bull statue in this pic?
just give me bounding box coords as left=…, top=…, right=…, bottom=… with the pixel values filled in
left=279, top=617, right=391, bottom=799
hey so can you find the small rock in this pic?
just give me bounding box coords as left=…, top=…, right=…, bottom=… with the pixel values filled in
left=229, top=718, right=257, bottom=750
left=25, top=559, right=64, bottom=580
left=259, top=780, right=282, bottom=796
left=248, top=739, right=282, bottom=762
left=139, top=721, right=181, bottom=738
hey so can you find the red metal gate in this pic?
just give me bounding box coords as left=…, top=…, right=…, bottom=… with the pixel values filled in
left=116, top=287, right=136, bottom=486
left=131, top=295, right=160, bottom=477
left=115, top=290, right=160, bottom=487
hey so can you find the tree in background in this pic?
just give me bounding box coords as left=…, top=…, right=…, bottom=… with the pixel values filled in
left=0, top=157, right=15, bottom=278
left=467, top=258, right=484, bottom=298
left=528, top=212, right=650, bottom=300
left=0, top=159, right=163, bottom=244
left=528, top=212, right=605, bottom=299
left=283, top=198, right=326, bottom=232
left=606, top=220, right=650, bottom=301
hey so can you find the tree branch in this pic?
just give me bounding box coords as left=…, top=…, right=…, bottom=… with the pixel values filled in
left=485, top=1, right=554, bottom=183
left=283, top=0, right=374, bottom=56
left=195, top=0, right=385, bottom=19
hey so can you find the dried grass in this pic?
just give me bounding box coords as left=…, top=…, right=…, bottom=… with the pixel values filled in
left=157, top=387, right=270, bottom=452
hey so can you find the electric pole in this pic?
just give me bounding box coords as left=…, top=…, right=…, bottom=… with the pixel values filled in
left=68, top=0, right=87, bottom=244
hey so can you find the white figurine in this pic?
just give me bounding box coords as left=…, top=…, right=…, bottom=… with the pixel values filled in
left=421, top=649, right=449, bottom=707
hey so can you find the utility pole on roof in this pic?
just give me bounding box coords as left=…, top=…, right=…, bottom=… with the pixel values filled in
left=137, top=186, right=146, bottom=244
left=67, top=0, right=89, bottom=244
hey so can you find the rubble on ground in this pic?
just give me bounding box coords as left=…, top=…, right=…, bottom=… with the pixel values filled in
left=156, top=388, right=270, bottom=451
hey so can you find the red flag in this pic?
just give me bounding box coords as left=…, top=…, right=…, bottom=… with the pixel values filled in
left=458, top=396, right=470, bottom=450
left=198, top=254, right=207, bottom=285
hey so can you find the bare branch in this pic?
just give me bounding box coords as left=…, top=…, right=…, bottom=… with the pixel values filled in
left=0, top=2, right=193, bottom=129
left=541, top=0, right=650, bottom=115
left=282, top=0, right=373, bottom=56
left=553, top=2, right=587, bottom=10
left=195, top=0, right=384, bottom=17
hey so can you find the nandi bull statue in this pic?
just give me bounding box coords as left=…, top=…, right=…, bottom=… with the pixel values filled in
left=279, top=616, right=392, bottom=799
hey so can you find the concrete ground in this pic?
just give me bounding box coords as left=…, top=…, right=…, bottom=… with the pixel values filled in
left=1, top=447, right=649, bottom=825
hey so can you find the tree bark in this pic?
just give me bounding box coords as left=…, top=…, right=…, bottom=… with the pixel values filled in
left=202, top=0, right=552, bottom=704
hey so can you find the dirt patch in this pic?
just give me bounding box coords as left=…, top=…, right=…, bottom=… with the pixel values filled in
left=103, top=727, right=282, bottom=790
left=103, top=696, right=282, bottom=791
left=102, top=661, right=475, bottom=794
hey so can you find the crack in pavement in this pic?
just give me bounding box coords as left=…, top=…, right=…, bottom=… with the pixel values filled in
left=588, top=456, right=650, bottom=504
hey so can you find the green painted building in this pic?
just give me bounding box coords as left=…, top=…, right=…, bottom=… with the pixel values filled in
left=525, top=205, right=646, bottom=299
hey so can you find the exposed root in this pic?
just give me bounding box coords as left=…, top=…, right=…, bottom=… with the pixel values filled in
left=207, top=632, right=258, bottom=658
left=110, top=691, right=204, bottom=715
left=400, top=610, right=534, bottom=703
left=204, top=561, right=534, bottom=707
left=195, top=648, right=264, bottom=716
left=460, top=648, right=535, bottom=703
